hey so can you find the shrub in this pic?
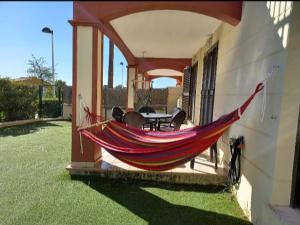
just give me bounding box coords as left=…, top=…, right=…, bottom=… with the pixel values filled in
left=0, top=77, right=38, bottom=122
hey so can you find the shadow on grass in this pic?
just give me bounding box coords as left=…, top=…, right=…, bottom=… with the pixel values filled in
left=72, top=175, right=251, bottom=225
left=0, top=121, right=62, bottom=137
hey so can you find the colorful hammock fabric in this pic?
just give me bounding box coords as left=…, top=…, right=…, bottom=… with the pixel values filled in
left=80, top=83, right=264, bottom=171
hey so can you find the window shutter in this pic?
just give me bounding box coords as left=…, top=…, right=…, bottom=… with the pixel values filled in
left=182, top=66, right=191, bottom=114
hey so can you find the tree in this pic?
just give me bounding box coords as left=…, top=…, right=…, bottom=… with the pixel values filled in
left=27, top=54, right=52, bottom=85
left=55, top=79, right=66, bottom=98
left=55, top=79, right=66, bottom=88
left=108, top=39, right=114, bottom=88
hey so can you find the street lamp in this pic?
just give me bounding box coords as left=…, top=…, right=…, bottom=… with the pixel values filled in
left=120, top=62, right=124, bottom=87
left=42, top=26, right=55, bottom=97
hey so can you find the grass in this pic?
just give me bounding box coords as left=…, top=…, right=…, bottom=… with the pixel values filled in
left=0, top=121, right=252, bottom=225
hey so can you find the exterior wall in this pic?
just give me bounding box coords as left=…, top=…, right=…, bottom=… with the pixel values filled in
left=272, top=2, right=300, bottom=206
left=167, top=87, right=183, bottom=113
left=192, top=1, right=299, bottom=224
left=144, top=80, right=150, bottom=89
left=63, top=103, right=72, bottom=119
left=71, top=23, right=103, bottom=167
left=76, top=26, right=93, bottom=126
left=127, top=67, right=136, bottom=110
left=192, top=46, right=208, bottom=126
left=96, top=30, right=103, bottom=119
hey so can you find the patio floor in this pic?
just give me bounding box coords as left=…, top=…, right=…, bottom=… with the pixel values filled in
left=67, top=149, right=228, bottom=185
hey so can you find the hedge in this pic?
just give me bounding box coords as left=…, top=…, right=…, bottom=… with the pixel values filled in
left=41, top=98, right=61, bottom=118
left=0, top=77, right=38, bottom=122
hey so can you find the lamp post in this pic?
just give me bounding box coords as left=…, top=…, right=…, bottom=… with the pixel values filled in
left=120, top=62, right=124, bottom=87
left=42, top=26, right=55, bottom=97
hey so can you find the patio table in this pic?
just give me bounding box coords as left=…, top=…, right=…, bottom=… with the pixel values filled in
left=140, top=113, right=172, bottom=131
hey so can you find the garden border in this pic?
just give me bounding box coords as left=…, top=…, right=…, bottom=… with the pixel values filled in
left=0, top=117, right=67, bottom=129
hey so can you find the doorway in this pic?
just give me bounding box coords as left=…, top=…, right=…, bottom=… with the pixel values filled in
left=199, top=43, right=218, bottom=127
left=190, top=43, right=218, bottom=169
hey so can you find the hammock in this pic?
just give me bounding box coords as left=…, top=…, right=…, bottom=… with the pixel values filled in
left=80, top=83, right=264, bottom=171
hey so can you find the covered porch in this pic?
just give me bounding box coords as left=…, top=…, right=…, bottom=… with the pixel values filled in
left=68, top=1, right=242, bottom=173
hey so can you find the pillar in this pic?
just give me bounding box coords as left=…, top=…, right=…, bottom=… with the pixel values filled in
left=144, top=79, right=151, bottom=90
left=127, top=66, right=136, bottom=110
left=137, top=73, right=143, bottom=89
left=70, top=22, right=103, bottom=168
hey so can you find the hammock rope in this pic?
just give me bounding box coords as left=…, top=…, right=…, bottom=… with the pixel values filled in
left=78, top=82, right=265, bottom=171
left=78, top=93, right=106, bottom=154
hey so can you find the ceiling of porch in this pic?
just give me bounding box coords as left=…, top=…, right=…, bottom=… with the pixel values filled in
left=73, top=1, right=242, bottom=66
left=147, top=69, right=183, bottom=77
left=110, top=10, right=221, bottom=58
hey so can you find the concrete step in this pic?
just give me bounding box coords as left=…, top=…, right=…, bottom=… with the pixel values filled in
left=66, top=151, right=228, bottom=185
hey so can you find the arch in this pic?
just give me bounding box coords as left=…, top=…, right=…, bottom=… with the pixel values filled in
left=144, top=71, right=183, bottom=87
left=75, top=2, right=243, bottom=26
left=73, top=2, right=243, bottom=65
left=137, top=58, right=191, bottom=74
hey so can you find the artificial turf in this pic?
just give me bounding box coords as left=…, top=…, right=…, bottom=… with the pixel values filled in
left=0, top=121, right=251, bottom=225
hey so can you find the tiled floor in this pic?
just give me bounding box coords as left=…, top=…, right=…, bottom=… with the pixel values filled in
left=100, top=149, right=225, bottom=175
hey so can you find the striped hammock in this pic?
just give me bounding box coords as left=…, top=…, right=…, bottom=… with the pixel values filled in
left=80, top=83, right=264, bottom=171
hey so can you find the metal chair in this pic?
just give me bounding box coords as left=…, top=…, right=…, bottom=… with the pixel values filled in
left=138, top=106, right=156, bottom=130
left=158, top=110, right=186, bottom=131
left=111, top=106, right=124, bottom=123
left=157, top=107, right=182, bottom=130
left=123, top=111, right=145, bottom=129
left=171, top=107, right=182, bottom=115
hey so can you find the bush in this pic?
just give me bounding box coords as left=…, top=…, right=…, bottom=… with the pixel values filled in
left=41, top=98, right=61, bottom=118
left=0, top=77, right=38, bottom=122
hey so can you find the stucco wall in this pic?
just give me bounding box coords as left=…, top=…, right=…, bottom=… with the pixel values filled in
left=192, top=2, right=299, bottom=224
left=167, top=87, right=183, bottom=113
left=127, top=68, right=135, bottom=109
left=76, top=26, right=93, bottom=126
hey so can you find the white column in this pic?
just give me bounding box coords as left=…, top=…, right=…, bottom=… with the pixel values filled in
left=76, top=26, right=93, bottom=126
left=137, top=73, right=143, bottom=89
left=71, top=23, right=103, bottom=166
left=127, top=66, right=136, bottom=110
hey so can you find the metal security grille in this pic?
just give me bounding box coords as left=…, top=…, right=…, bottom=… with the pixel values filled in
left=200, top=43, right=218, bottom=164
left=199, top=43, right=218, bottom=126
left=182, top=66, right=191, bottom=114
left=191, top=43, right=218, bottom=169
left=188, top=63, right=198, bottom=121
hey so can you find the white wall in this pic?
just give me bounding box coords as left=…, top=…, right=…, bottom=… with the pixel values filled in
left=127, top=67, right=136, bottom=109
left=76, top=26, right=93, bottom=126
left=192, top=2, right=299, bottom=224
left=167, top=87, right=183, bottom=113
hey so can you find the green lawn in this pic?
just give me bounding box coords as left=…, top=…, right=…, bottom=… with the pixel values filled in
left=0, top=121, right=251, bottom=225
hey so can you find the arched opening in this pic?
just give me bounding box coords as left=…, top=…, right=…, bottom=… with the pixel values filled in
left=151, top=77, right=177, bottom=89
left=102, top=35, right=128, bottom=120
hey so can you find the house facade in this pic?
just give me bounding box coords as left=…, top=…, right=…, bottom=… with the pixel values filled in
left=69, top=2, right=300, bottom=224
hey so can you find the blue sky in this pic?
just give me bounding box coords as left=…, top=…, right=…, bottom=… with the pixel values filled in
left=0, top=2, right=175, bottom=88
